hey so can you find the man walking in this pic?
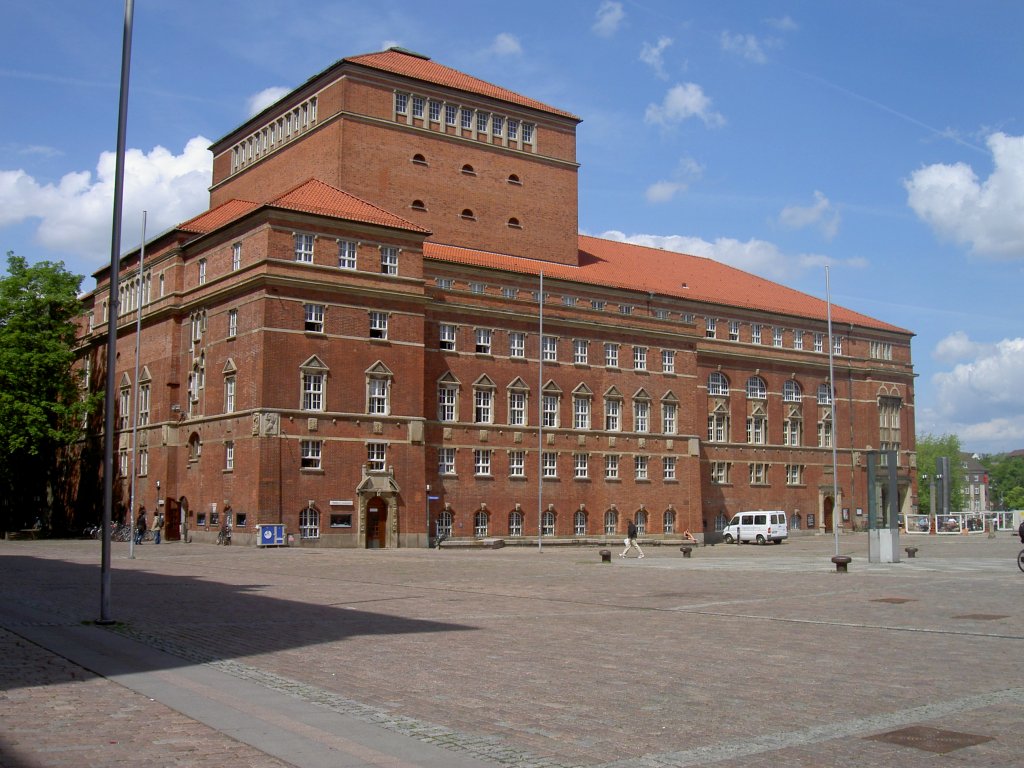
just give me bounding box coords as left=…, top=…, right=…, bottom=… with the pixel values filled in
left=619, top=519, right=644, bottom=558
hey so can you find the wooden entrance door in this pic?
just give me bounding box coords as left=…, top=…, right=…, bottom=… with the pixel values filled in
left=366, top=499, right=387, bottom=548
left=823, top=496, right=834, bottom=532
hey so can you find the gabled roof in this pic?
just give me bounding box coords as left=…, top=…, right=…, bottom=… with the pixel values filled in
left=176, top=179, right=429, bottom=239
left=345, top=48, right=580, bottom=122
left=425, top=236, right=911, bottom=334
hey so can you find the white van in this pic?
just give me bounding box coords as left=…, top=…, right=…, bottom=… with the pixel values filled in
left=722, top=511, right=788, bottom=544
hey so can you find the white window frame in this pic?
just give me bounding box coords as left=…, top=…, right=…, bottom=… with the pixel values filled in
left=440, top=323, right=457, bottom=351
left=604, top=343, right=619, bottom=368
left=661, top=350, right=675, bottom=373
left=474, top=387, right=494, bottom=424
left=439, top=447, right=456, bottom=475
left=542, top=452, right=558, bottom=478
left=573, top=339, right=588, bottom=365
left=573, top=396, right=591, bottom=430
left=301, top=439, right=322, bottom=469
left=438, top=383, right=457, bottom=422
left=635, top=454, right=649, bottom=480
left=369, top=311, right=388, bottom=340
left=574, top=453, right=589, bottom=479
left=604, top=454, right=619, bottom=480
left=475, top=328, right=492, bottom=354
left=304, top=303, right=325, bottom=333
left=509, top=451, right=525, bottom=478
left=338, top=240, right=357, bottom=270
left=509, top=332, right=526, bottom=358
left=605, top=398, right=621, bottom=431
left=294, top=233, right=315, bottom=263
left=542, top=335, right=558, bottom=362
left=380, top=246, right=398, bottom=275
left=633, top=346, right=648, bottom=371
left=224, top=375, right=236, bottom=413
left=663, top=456, right=676, bottom=481
left=474, top=449, right=492, bottom=476
left=367, top=442, right=387, bottom=472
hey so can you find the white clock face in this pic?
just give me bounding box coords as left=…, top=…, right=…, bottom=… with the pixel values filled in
left=262, top=528, right=273, bottom=541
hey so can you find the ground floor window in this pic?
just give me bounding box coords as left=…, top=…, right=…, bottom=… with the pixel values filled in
left=714, top=512, right=728, bottom=531
left=604, top=509, right=617, bottom=534
left=574, top=510, right=586, bottom=535
left=541, top=510, right=555, bottom=536
left=300, top=507, right=320, bottom=539
left=663, top=509, right=675, bottom=533
left=509, top=510, right=523, bottom=537
left=474, top=510, right=489, bottom=537
left=636, top=510, right=647, bottom=535
left=437, top=510, right=453, bottom=538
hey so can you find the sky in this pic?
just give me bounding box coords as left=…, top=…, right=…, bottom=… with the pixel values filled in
left=2, top=1, right=1023, bottom=455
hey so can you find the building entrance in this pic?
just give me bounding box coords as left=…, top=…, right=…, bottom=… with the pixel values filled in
left=366, top=497, right=387, bottom=548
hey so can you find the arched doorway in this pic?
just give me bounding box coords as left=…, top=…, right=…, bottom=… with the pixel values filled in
left=823, top=496, right=835, bottom=533
left=365, top=496, right=387, bottom=548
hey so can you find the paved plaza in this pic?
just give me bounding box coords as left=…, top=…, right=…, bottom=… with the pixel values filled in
left=1, top=533, right=1022, bottom=767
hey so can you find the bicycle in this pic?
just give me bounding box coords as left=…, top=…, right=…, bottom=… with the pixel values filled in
left=1018, top=549, right=1024, bottom=573
left=216, top=528, right=232, bottom=545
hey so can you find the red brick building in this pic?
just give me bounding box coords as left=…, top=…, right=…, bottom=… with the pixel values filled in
left=76, top=48, right=916, bottom=547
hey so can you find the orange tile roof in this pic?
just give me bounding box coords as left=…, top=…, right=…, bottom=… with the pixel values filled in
left=426, top=236, right=911, bottom=334
left=178, top=199, right=259, bottom=234
left=269, top=178, right=431, bottom=234
left=345, top=48, right=580, bottom=122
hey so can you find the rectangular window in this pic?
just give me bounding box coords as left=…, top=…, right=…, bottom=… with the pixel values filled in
left=436, top=277, right=454, bottom=290
left=461, top=107, right=473, bottom=129
left=618, top=304, right=634, bottom=316
left=470, top=281, right=486, bottom=294
left=711, top=461, right=730, bottom=484
left=198, top=259, right=207, bottom=285
left=301, top=439, right=322, bottom=469
left=705, top=317, right=717, bottom=338
left=302, top=373, right=324, bottom=411
left=367, top=442, right=386, bottom=472
left=502, top=287, right=518, bottom=299
left=773, top=327, right=783, bottom=347
left=746, top=416, right=766, bottom=444
left=605, top=399, right=621, bottom=431
left=509, top=332, right=526, bottom=358
left=751, top=324, right=762, bottom=344
left=395, top=92, right=408, bottom=114
left=368, top=378, right=388, bottom=415
left=381, top=246, right=398, bottom=275
left=573, top=396, right=591, bottom=430
left=476, top=111, right=489, bottom=133
left=604, top=343, right=619, bottom=368
left=522, top=123, right=534, bottom=143
left=294, top=233, right=315, bottom=263
left=833, top=336, right=844, bottom=355
left=818, top=420, right=833, bottom=448
left=231, top=243, right=241, bottom=271
left=783, top=419, right=802, bottom=446
left=663, top=456, right=676, bottom=481
left=304, top=303, right=324, bottom=333
left=224, top=376, right=236, bottom=413
left=708, top=413, right=729, bottom=442
left=440, top=323, right=457, bottom=351
left=591, top=299, right=606, bottom=310
left=750, top=463, right=768, bottom=485
left=729, top=320, right=740, bottom=341
left=338, top=240, right=357, bottom=269
left=543, top=394, right=559, bottom=428
left=786, top=464, right=804, bottom=486
left=542, top=452, right=557, bottom=478
left=633, top=346, right=647, bottom=370
left=227, top=308, right=238, bottom=338
left=508, top=119, right=519, bottom=139
left=662, top=402, right=677, bottom=434
left=119, top=387, right=130, bottom=430
left=474, top=389, right=493, bottom=424
left=411, top=95, right=424, bottom=117
left=224, top=443, right=234, bottom=471
left=814, top=332, right=824, bottom=353
left=369, top=312, right=388, bottom=339
left=604, top=454, right=619, bottom=480
left=542, top=336, right=557, bottom=362
left=428, top=100, right=441, bottom=122
left=573, top=339, right=588, bottom=364
left=439, top=447, right=456, bottom=475
left=794, top=330, right=804, bottom=350
left=508, top=391, right=526, bottom=426
left=475, top=328, right=492, bottom=354
left=138, top=448, right=148, bottom=476
left=492, top=115, right=504, bottom=136
left=562, top=295, right=577, bottom=307
left=509, top=450, right=525, bottom=478
left=474, top=449, right=492, bottom=476
left=438, top=385, right=457, bottom=422
left=661, top=350, right=675, bottom=373
left=138, top=384, right=150, bottom=426
left=634, top=400, right=650, bottom=433
left=445, top=104, right=458, bottom=125
left=635, top=455, right=648, bottom=480
left=574, top=453, right=589, bottom=479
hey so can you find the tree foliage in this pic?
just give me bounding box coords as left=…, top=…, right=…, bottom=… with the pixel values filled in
left=0, top=252, right=92, bottom=532
left=915, top=433, right=965, bottom=513
left=980, top=453, right=1024, bottom=510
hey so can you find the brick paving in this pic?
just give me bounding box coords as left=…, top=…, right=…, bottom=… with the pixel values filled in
left=1, top=533, right=1022, bottom=767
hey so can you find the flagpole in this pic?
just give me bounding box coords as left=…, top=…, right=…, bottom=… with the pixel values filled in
left=100, top=0, right=134, bottom=623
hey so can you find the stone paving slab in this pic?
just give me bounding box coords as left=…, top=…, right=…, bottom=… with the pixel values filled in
left=1, top=533, right=1022, bottom=767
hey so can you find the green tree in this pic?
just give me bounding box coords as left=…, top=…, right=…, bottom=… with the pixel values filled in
left=915, top=433, right=965, bottom=513
left=981, top=453, right=1024, bottom=510
left=0, top=252, right=92, bottom=533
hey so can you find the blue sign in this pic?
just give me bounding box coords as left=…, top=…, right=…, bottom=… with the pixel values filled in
left=427, top=495, right=440, bottom=501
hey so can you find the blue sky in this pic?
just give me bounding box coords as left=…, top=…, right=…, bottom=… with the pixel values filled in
left=3, top=1, right=1023, bottom=454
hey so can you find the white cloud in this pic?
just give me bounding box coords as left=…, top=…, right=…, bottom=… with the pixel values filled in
left=933, top=330, right=986, bottom=364
left=765, top=16, right=798, bottom=32
left=640, top=37, right=673, bottom=80
left=247, top=87, right=291, bottom=117
left=0, top=137, right=212, bottom=271
left=646, top=156, right=703, bottom=203
left=592, top=1, right=625, bottom=37
left=926, top=336, right=1024, bottom=451
left=778, top=190, right=840, bottom=239
left=720, top=32, right=768, bottom=64
left=595, top=230, right=844, bottom=282
left=489, top=33, right=522, bottom=56
left=905, top=132, right=1024, bottom=259
left=645, top=83, right=725, bottom=128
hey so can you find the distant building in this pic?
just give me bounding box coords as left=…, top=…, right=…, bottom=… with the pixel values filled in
left=74, top=48, right=917, bottom=546
left=960, top=453, right=990, bottom=512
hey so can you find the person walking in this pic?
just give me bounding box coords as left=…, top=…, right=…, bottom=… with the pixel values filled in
left=134, top=511, right=147, bottom=545
left=619, top=519, right=644, bottom=558
left=152, top=511, right=164, bottom=544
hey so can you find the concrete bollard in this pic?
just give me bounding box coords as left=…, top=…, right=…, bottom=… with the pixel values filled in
left=831, top=555, right=852, bottom=573
left=904, top=546, right=918, bottom=558
left=680, top=546, right=693, bottom=558
left=599, top=549, right=611, bottom=563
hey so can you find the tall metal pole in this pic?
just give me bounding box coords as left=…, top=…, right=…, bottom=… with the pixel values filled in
left=127, top=211, right=146, bottom=560
left=537, top=271, right=544, bottom=552
left=100, top=0, right=134, bottom=623
left=825, top=266, right=840, bottom=557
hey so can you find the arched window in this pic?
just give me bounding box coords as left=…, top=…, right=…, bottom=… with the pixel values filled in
left=411, top=153, right=427, bottom=165
left=783, top=379, right=802, bottom=402
left=708, top=372, right=729, bottom=396
left=541, top=510, right=556, bottom=536
left=817, top=383, right=833, bottom=405
left=474, top=510, right=489, bottom=537
left=746, top=376, right=767, bottom=399
left=299, top=506, right=320, bottom=539
left=461, top=209, right=476, bottom=220
left=461, top=164, right=476, bottom=175
left=507, top=217, right=521, bottom=228
left=573, top=509, right=587, bottom=536
left=635, top=510, right=648, bottom=536
left=663, top=509, right=676, bottom=533
left=411, top=199, right=426, bottom=211
left=714, top=512, right=728, bottom=532
left=604, top=508, right=618, bottom=534
left=509, top=509, right=523, bottom=537
left=507, top=173, right=521, bottom=185
left=436, top=509, right=453, bottom=538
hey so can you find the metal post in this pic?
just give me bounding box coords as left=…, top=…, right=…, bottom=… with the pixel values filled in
left=99, top=0, right=134, bottom=624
